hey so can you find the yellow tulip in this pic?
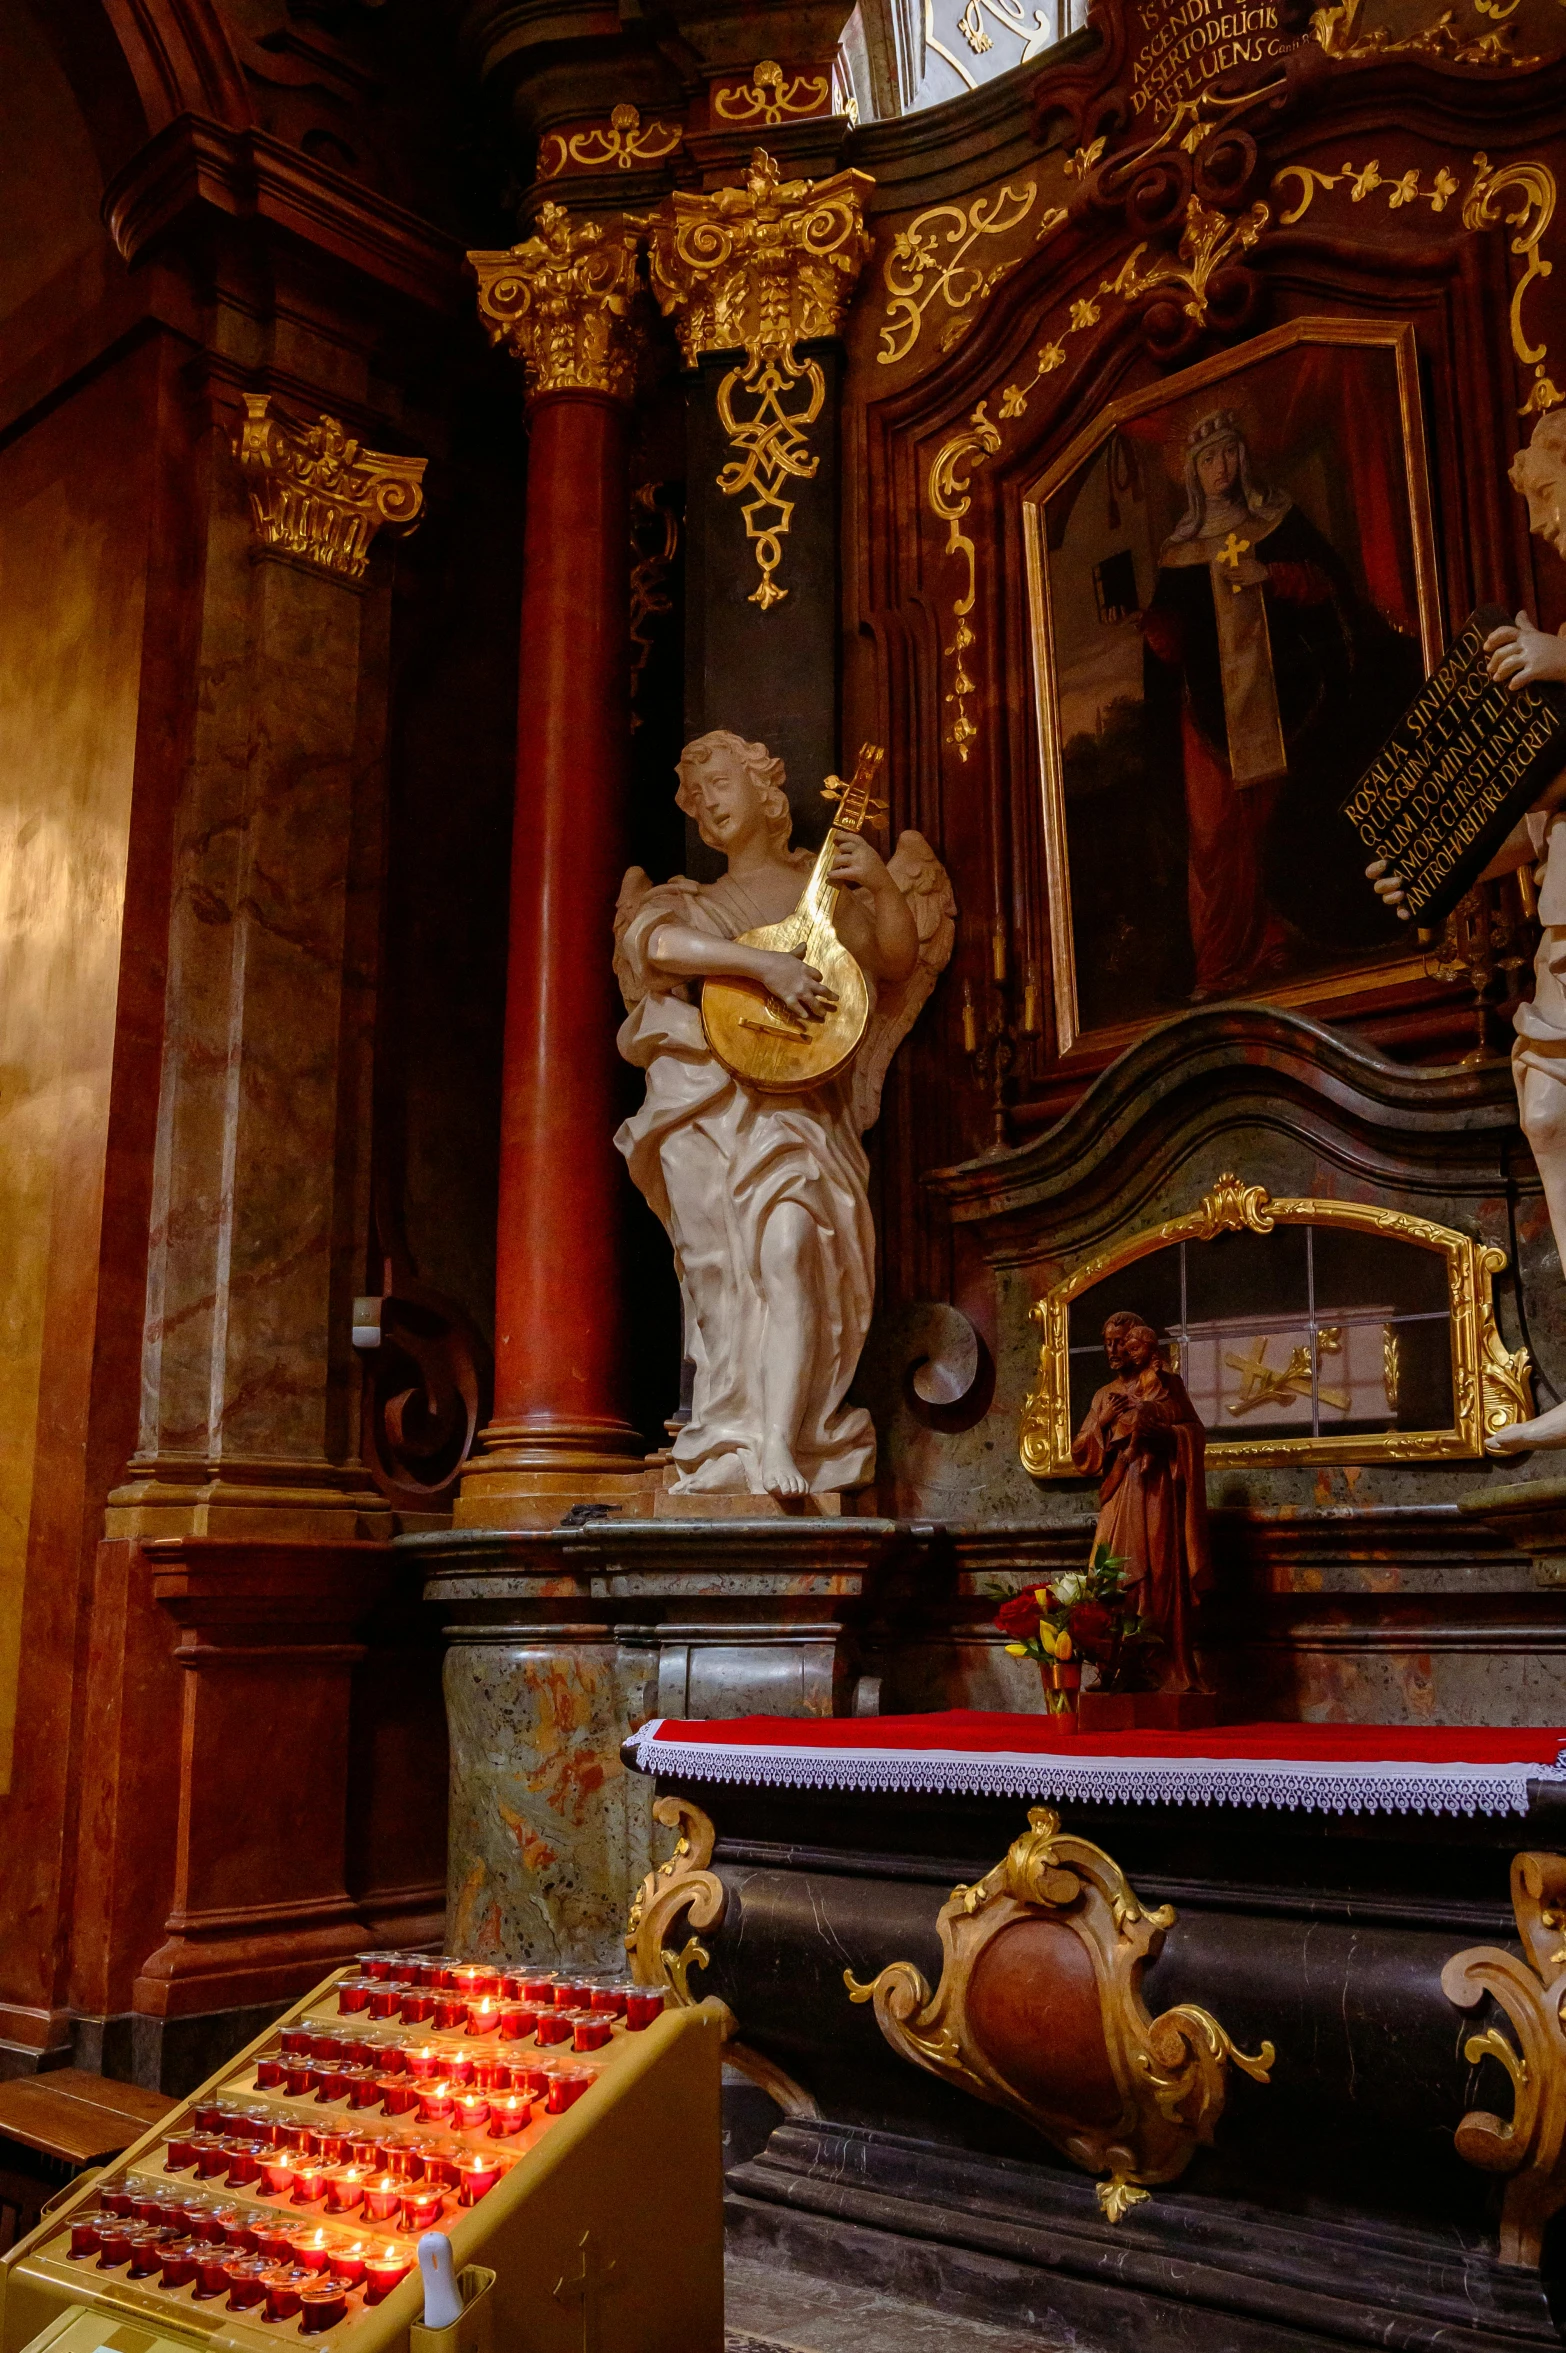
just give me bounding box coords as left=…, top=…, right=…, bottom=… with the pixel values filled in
left=1039, top=1624, right=1059, bottom=1657
left=1004, top=1642, right=1030, bottom=1658
left=1034, top=1587, right=1050, bottom=1605
left=1056, top=1631, right=1073, bottom=1663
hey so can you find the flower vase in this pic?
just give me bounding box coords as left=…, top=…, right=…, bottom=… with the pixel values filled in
left=1042, top=1659, right=1080, bottom=1724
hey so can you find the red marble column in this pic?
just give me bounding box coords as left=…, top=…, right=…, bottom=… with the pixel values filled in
left=460, top=221, right=651, bottom=1526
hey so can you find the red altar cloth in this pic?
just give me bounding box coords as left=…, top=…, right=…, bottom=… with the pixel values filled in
left=628, top=1710, right=1566, bottom=1817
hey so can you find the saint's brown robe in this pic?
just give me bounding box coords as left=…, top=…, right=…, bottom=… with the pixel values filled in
left=1070, top=1366, right=1213, bottom=1694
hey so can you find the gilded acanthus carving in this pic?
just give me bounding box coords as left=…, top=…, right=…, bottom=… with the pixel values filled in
left=1444, top=1851, right=1566, bottom=2267
left=537, top=105, right=683, bottom=181
left=712, top=59, right=831, bottom=127
left=638, top=149, right=873, bottom=609
left=469, top=203, right=643, bottom=400
left=625, top=1794, right=728, bottom=2004
left=879, top=183, right=1062, bottom=366
left=846, top=1807, right=1273, bottom=2219
left=233, top=397, right=426, bottom=584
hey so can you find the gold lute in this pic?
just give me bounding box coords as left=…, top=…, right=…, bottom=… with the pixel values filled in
left=700, top=743, right=887, bottom=1093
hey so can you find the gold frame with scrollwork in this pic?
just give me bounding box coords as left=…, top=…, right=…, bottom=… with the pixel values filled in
left=1019, top=1172, right=1532, bottom=1476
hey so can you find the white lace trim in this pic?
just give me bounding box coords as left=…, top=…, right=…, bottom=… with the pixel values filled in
left=628, top=1722, right=1552, bottom=1817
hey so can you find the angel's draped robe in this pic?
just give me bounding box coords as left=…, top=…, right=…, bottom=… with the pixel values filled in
left=1070, top=1367, right=1213, bottom=1692
left=614, top=865, right=877, bottom=1496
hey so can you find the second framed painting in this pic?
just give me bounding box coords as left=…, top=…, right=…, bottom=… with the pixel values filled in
left=1022, top=318, right=1443, bottom=1056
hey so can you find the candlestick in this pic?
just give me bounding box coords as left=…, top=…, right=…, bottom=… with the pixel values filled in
left=164, top=2130, right=199, bottom=2168
left=961, top=978, right=978, bottom=1057
left=364, top=2247, right=412, bottom=2303
left=488, top=2093, right=531, bottom=2138
left=553, top=1978, right=591, bottom=2008
left=516, top=2062, right=552, bottom=2096
left=413, top=1959, right=448, bottom=1990
left=368, top=1987, right=402, bottom=2021
left=253, top=2223, right=300, bottom=2262
left=1022, top=964, right=1041, bottom=1036
left=381, top=2140, right=425, bottom=2179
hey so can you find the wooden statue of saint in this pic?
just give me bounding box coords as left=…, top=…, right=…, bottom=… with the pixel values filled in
left=1070, top=1310, right=1214, bottom=1694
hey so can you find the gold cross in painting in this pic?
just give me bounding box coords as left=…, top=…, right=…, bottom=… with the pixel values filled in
left=1218, top=531, right=1252, bottom=596
left=1224, top=1337, right=1351, bottom=1417
left=552, top=2229, right=622, bottom=2353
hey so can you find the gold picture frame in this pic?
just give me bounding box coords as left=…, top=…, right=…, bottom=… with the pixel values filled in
left=1019, top=1173, right=1532, bottom=1476
left=1022, top=318, right=1445, bottom=1059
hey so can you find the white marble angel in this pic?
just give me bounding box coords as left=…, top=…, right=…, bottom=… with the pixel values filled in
left=613, top=728, right=955, bottom=1500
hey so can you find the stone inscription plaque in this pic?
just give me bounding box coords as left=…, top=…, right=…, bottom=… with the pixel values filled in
left=1341, top=604, right=1566, bottom=928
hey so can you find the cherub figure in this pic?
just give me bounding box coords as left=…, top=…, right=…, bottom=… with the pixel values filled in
left=1368, top=410, right=1566, bottom=1450
left=614, top=730, right=954, bottom=1500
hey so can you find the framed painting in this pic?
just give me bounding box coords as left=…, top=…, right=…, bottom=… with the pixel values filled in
left=1022, top=318, right=1444, bottom=1056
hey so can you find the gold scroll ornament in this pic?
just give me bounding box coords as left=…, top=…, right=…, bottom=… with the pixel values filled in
left=469, top=203, right=643, bottom=402
left=537, top=104, right=682, bottom=181
left=1445, top=1851, right=1566, bottom=2268
left=233, top=397, right=426, bottom=584
left=712, top=59, right=831, bottom=126
left=1021, top=1173, right=1532, bottom=1476
left=638, top=149, right=873, bottom=610
left=847, top=1806, right=1274, bottom=2218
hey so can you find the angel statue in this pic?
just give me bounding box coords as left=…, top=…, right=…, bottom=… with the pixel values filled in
left=613, top=729, right=955, bottom=1500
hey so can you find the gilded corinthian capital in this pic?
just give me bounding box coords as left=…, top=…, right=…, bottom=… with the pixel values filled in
left=638, top=146, right=873, bottom=368
left=469, top=202, right=643, bottom=399
left=234, top=397, right=426, bottom=584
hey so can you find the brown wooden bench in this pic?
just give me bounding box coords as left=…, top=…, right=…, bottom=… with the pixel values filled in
left=0, top=2069, right=176, bottom=2253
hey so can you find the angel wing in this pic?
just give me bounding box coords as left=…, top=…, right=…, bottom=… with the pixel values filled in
left=850, top=830, right=956, bottom=1134
left=613, top=866, right=654, bottom=1011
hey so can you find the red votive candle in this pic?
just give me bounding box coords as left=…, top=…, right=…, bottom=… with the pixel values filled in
left=442, top=2053, right=476, bottom=2087
left=349, top=2134, right=389, bottom=2166
left=163, top=2129, right=200, bottom=2169
left=367, top=1987, right=403, bottom=2022
left=399, top=2188, right=443, bottom=2232
left=403, top=2043, right=444, bottom=2081
left=346, top=2072, right=383, bottom=2111
left=625, top=1986, right=666, bottom=2030
left=96, top=2225, right=133, bottom=2268
left=131, top=2193, right=170, bottom=2223
left=433, top=1996, right=468, bottom=2032
left=364, top=2249, right=411, bottom=2302
left=379, top=2078, right=418, bottom=2116
left=160, top=2240, right=200, bottom=2290
left=553, top=1978, right=591, bottom=2008
left=519, top=1973, right=556, bottom=2004
left=342, top=2036, right=379, bottom=2068
left=194, top=2250, right=232, bottom=2297
left=356, top=1952, right=396, bottom=1982
left=293, top=2229, right=334, bottom=2274
left=546, top=2069, right=592, bottom=2114
left=453, top=1965, right=500, bottom=1999
left=382, top=2141, right=425, bottom=2179
left=280, top=2027, right=314, bottom=2057
left=330, top=2244, right=367, bottom=2289
left=196, top=2143, right=233, bottom=2180
left=417, top=2082, right=455, bottom=2125
left=220, top=2216, right=258, bottom=2250
left=399, top=1990, right=436, bottom=2026
left=362, top=2172, right=402, bottom=2223
left=496, top=2005, right=535, bottom=2043
left=261, top=2154, right=297, bottom=2198
left=325, top=2167, right=367, bottom=2214
left=263, top=2269, right=304, bottom=2322
left=535, top=2010, right=572, bottom=2047
left=587, top=1983, right=629, bottom=2015
left=488, top=2093, right=531, bottom=2138
left=455, top=2093, right=490, bottom=2131
left=336, top=1978, right=373, bottom=2016
left=375, top=2041, right=407, bottom=2074
left=100, top=2187, right=135, bottom=2216
left=311, top=2033, right=346, bottom=2062
left=283, top=2063, right=316, bottom=2098
left=316, top=2133, right=352, bottom=2166
left=291, top=2163, right=327, bottom=2205
left=465, top=1997, right=500, bottom=2038
left=415, top=2147, right=458, bottom=2190
left=314, top=2065, right=349, bottom=2103
left=516, top=2062, right=552, bottom=2097
left=456, top=2155, right=502, bottom=2205
left=573, top=2016, right=613, bottom=2053
left=224, top=2144, right=264, bottom=2187
left=68, top=2217, right=103, bottom=2258
left=253, top=2222, right=300, bottom=2262
left=193, top=2099, right=236, bottom=2132
left=470, top=2055, right=507, bottom=2090
left=254, top=2056, right=286, bottom=2089
left=187, top=2208, right=227, bottom=2244
left=412, top=1959, right=448, bottom=1990
left=281, top=2123, right=319, bottom=2155
left=226, top=2257, right=268, bottom=2309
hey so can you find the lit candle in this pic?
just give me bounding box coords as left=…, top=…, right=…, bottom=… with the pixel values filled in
left=362, top=2172, right=403, bottom=2223
left=625, top=1987, right=666, bottom=2030
left=451, top=1965, right=501, bottom=2000
left=573, top=2016, right=612, bottom=2053
left=417, top=2081, right=455, bottom=2124
left=961, top=980, right=978, bottom=1057
left=260, top=2155, right=296, bottom=2199
left=325, top=2167, right=367, bottom=2214
left=330, top=2242, right=367, bottom=2289
left=294, top=2229, right=333, bottom=2274
left=403, top=2042, right=444, bottom=2081
left=455, top=2093, right=490, bottom=2131
left=291, top=2162, right=328, bottom=2205
left=1022, top=965, right=1041, bottom=1036
left=488, top=2093, right=531, bottom=2138
left=546, top=2069, right=591, bottom=2114
left=364, top=2247, right=412, bottom=2303
left=991, top=917, right=1007, bottom=985
left=444, top=2053, right=477, bottom=2087
left=466, top=1996, right=500, bottom=2037
left=456, top=2154, right=502, bottom=2205
left=400, top=2187, right=443, bottom=2233
left=299, top=2282, right=348, bottom=2332
left=496, top=2005, right=535, bottom=2043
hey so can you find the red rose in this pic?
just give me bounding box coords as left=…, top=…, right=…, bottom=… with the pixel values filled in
left=1066, top=1599, right=1117, bottom=1663
left=995, top=1594, right=1043, bottom=1640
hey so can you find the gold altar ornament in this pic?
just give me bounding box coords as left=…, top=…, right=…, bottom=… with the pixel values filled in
left=878, top=182, right=1053, bottom=365
left=846, top=1807, right=1273, bottom=2218
left=1444, top=1851, right=1566, bottom=2268
left=537, top=104, right=683, bottom=180
left=233, top=397, right=426, bottom=584
left=712, top=60, right=832, bottom=126
left=469, top=204, right=642, bottom=401
left=698, top=745, right=887, bottom=1089
left=1021, top=1174, right=1533, bottom=1475
left=638, top=150, right=872, bottom=608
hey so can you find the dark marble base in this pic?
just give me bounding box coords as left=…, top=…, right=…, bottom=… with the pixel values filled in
left=66, top=2002, right=288, bottom=2096
left=728, top=2121, right=1559, bottom=2353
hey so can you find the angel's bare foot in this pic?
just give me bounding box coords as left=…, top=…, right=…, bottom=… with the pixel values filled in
left=760, top=1436, right=808, bottom=1497
left=1488, top=1400, right=1566, bottom=1454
